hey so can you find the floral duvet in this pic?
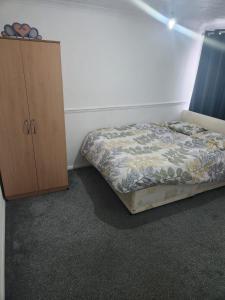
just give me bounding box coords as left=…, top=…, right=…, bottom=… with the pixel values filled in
left=81, top=123, right=225, bottom=193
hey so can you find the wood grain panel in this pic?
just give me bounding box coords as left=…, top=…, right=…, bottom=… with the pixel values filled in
left=21, top=41, right=68, bottom=190
left=0, top=39, right=38, bottom=198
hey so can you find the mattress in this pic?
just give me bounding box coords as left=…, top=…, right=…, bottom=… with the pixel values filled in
left=81, top=120, right=225, bottom=194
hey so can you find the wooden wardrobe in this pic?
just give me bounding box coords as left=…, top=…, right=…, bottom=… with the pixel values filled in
left=0, top=38, right=68, bottom=200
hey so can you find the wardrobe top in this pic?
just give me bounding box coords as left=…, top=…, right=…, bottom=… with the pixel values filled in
left=0, top=37, right=60, bottom=44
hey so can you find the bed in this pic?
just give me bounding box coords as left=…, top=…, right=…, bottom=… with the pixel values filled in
left=81, top=110, right=225, bottom=214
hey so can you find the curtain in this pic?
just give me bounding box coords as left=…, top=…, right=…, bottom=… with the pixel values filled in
left=189, top=30, right=225, bottom=120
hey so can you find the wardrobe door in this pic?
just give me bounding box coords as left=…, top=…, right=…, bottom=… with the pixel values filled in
left=0, top=39, right=38, bottom=198
left=21, top=41, right=68, bottom=191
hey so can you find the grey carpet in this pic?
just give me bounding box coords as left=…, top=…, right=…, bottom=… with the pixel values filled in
left=5, top=167, right=225, bottom=300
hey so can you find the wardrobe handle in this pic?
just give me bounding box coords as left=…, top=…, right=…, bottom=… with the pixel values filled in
left=30, top=119, right=37, bottom=134
left=23, top=120, right=30, bottom=135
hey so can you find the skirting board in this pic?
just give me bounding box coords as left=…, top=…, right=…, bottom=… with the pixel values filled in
left=67, top=165, right=75, bottom=170
left=0, top=188, right=5, bottom=300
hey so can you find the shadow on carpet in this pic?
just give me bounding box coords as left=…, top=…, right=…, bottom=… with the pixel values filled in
left=78, top=167, right=225, bottom=229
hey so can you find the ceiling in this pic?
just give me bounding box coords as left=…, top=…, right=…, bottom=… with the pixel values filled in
left=39, top=0, right=225, bottom=31
left=145, top=0, right=225, bottom=30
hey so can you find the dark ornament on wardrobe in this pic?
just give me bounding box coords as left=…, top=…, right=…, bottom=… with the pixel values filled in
left=1, top=23, right=42, bottom=40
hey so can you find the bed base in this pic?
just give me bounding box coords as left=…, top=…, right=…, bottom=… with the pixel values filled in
left=115, top=182, right=225, bottom=214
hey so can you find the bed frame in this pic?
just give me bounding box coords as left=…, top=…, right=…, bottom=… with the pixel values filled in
left=114, top=110, right=225, bottom=214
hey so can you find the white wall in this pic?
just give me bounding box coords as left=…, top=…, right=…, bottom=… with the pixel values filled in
left=0, top=0, right=202, bottom=168
left=0, top=187, right=5, bottom=300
